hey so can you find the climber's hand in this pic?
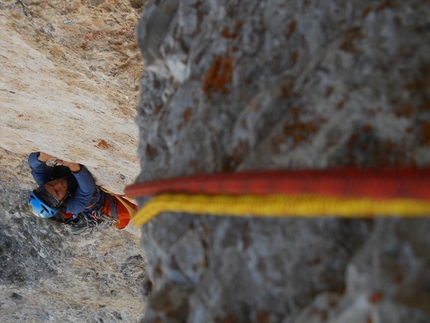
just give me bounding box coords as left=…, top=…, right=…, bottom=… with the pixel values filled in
left=55, top=159, right=81, bottom=172
left=37, top=152, right=55, bottom=163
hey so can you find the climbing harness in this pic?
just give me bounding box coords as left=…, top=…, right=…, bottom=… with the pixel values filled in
left=68, top=210, right=116, bottom=235
left=124, top=169, right=430, bottom=226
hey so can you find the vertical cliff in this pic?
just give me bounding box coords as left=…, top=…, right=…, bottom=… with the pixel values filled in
left=134, top=0, right=430, bottom=322
left=0, top=0, right=146, bottom=321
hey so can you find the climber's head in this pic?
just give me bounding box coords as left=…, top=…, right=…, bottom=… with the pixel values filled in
left=43, top=178, right=68, bottom=202
left=28, top=178, right=68, bottom=218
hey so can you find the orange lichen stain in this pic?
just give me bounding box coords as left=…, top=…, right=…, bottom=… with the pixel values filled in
left=221, top=27, right=237, bottom=39
left=285, top=20, right=297, bottom=38
left=270, top=136, right=284, bottom=155
left=404, top=83, right=415, bottom=90
left=283, top=122, right=319, bottom=147
left=394, top=273, right=403, bottom=284
left=109, top=39, right=124, bottom=46
left=192, top=28, right=201, bottom=37
left=420, top=122, right=430, bottom=145
left=394, top=16, right=402, bottom=26
left=347, top=133, right=359, bottom=149
left=340, top=27, right=363, bottom=52
left=306, top=257, right=321, bottom=265
left=232, top=140, right=249, bottom=164
left=388, top=57, right=397, bottom=65
left=154, top=105, right=162, bottom=115
left=197, top=12, right=204, bottom=24
left=192, top=0, right=201, bottom=9
left=290, top=107, right=300, bottom=120
left=241, top=118, right=247, bottom=129
left=375, top=0, right=392, bottom=11
left=80, top=42, right=88, bottom=50
left=280, top=77, right=295, bottom=99
left=300, top=34, right=306, bottom=44
left=394, top=103, right=415, bottom=117
left=255, top=310, right=270, bottom=323
left=363, top=125, right=372, bottom=133
left=218, top=314, right=240, bottom=323
left=146, top=143, right=157, bottom=159
left=281, top=86, right=291, bottom=99
left=290, top=50, right=298, bottom=66
left=235, top=21, right=243, bottom=30
left=404, top=64, right=430, bottom=96
left=95, top=139, right=111, bottom=149
left=202, top=57, right=234, bottom=95
left=318, top=271, right=337, bottom=285
left=362, top=7, right=372, bottom=17
left=189, top=159, right=198, bottom=168
left=155, top=261, right=162, bottom=274
left=183, top=108, right=193, bottom=124
left=368, top=291, right=383, bottom=304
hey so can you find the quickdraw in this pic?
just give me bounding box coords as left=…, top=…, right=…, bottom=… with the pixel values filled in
left=69, top=210, right=116, bottom=234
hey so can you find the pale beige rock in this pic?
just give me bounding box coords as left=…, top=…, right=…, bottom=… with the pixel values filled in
left=0, top=1, right=146, bottom=322
left=0, top=0, right=142, bottom=194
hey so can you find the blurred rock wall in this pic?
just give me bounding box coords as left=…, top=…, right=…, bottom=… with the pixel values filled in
left=134, top=0, right=430, bottom=322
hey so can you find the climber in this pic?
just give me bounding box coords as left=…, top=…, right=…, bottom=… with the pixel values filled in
left=27, top=151, right=137, bottom=233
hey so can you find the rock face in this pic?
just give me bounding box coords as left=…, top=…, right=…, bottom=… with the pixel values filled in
left=0, top=1, right=147, bottom=322
left=0, top=149, right=146, bottom=322
left=0, top=0, right=143, bottom=192
left=134, top=0, right=430, bottom=322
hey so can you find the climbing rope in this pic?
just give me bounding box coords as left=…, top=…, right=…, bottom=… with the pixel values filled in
left=124, top=169, right=430, bottom=226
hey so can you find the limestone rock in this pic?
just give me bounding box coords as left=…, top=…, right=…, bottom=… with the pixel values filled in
left=0, top=149, right=146, bottom=322
left=0, top=0, right=147, bottom=321
left=0, top=0, right=143, bottom=193
left=134, top=0, right=430, bottom=322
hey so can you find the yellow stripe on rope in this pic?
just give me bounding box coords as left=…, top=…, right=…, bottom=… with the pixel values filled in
left=131, top=194, right=430, bottom=226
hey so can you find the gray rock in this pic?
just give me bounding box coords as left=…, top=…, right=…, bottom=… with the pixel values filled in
left=41, top=23, right=54, bottom=34
left=0, top=149, right=146, bottom=322
left=134, top=0, right=430, bottom=322
left=89, top=0, right=106, bottom=6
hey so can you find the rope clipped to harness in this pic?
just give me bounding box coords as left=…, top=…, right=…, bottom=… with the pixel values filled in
left=124, top=168, right=430, bottom=226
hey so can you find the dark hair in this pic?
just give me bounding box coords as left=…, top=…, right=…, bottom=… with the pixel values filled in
left=33, top=186, right=61, bottom=209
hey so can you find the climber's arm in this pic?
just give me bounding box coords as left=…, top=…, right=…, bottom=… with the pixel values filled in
left=28, top=152, right=54, bottom=185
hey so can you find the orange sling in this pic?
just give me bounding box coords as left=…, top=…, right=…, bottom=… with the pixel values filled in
left=100, top=187, right=137, bottom=229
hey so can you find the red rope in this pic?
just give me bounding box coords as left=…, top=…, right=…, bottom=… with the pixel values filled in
left=125, top=168, right=430, bottom=200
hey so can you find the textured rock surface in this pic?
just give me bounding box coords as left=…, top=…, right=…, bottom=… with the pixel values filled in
left=134, top=0, right=430, bottom=322
left=0, top=1, right=147, bottom=322
left=0, top=0, right=143, bottom=192
left=0, top=149, right=146, bottom=322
